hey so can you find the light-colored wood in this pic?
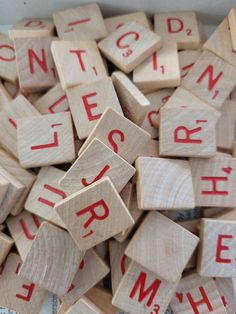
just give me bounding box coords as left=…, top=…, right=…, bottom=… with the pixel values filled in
left=0, top=95, right=40, bottom=158
left=215, top=278, right=236, bottom=314
left=104, top=11, right=151, bottom=34
left=159, top=87, right=220, bottom=157
left=0, top=148, right=36, bottom=216
left=3, top=80, right=42, bottom=103
left=111, top=71, right=150, bottom=125
left=17, top=112, right=75, bottom=168
left=204, top=18, right=236, bottom=68
left=136, top=157, right=195, bottom=210
left=109, top=240, right=130, bottom=295
left=112, top=260, right=179, bottom=314
left=6, top=210, right=42, bottom=260
left=0, top=33, right=17, bottom=83
left=154, top=11, right=201, bottom=49
left=0, top=165, right=25, bottom=224
left=203, top=207, right=226, bottom=218
left=25, top=166, right=68, bottom=228
left=98, top=21, right=162, bottom=74
left=125, top=212, right=199, bottom=282
left=233, top=141, right=236, bottom=157
left=216, top=100, right=236, bottom=150
left=216, top=208, right=236, bottom=220
left=53, top=4, right=107, bottom=41
left=14, top=37, right=57, bottom=92
left=51, top=40, right=108, bottom=90
left=79, top=107, right=151, bottom=164
left=19, top=222, right=84, bottom=297
left=170, top=273, right=227, bottom=314
left=140, top=88, right=174, bottom=138
left=229, top=9, right=236, bottom=52
left=65, top=296, right=103, bottom=314
left=178, top=50, right=201, bottom=79
left=86, top=287, right=119, bottom=314
left=33, top=83, right=69, bottom=114
left=133, top=42, right=180, bottom=91
left=60, top=249, right=109, bottom=309
left=0, top=231, right=14, bottom=265
left=56, top=177, right=134, bottom=251
left=59, top=138, right=135, bottom=193
left=197, top=218, right=236, bottom=277
left=0, top=253, right=46, bottom=314
left=9, top=18, right=54, bottom=39
left=0, top=175, right=9, bottom=205
left=0, top=81, right=12, bottom=110
left=182, top=50, right=236, bottom=110
left=190, top=155, right=236, bottom=207
left=67, top=77, right=122, bottom=139
left=114, top=184, right=144, bottom=242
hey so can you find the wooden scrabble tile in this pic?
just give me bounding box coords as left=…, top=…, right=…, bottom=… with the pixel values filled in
left=197, top=218, right=236, bottom=277
left=59, top=138, right=135, bottom=193
left=0, top=95, right=40, bottom=158
left=0, top=81, right=12, bottom=110
left=0, top=232, right=14, bottom=265
left=65, top=296, right=103, bottom=314
left=215, top=278, right=236, bottom=314
left=55, top=177, right=134, bottom=251
left=9, top=18, right=54, bottom=39
left=60, top=249, right=109, bottom=310
left=67, top=77, right=122, bottom=139
left=6, top=210, right=42, bottom=260
left=79, top=107, right=151, bottom=164
left=229, top=9, right=236, bottom=52
left=53, top=4, right=107, bottom=41
left=140, top=88, right=174, bottom=137
left=86, top=287, right=120, bottom=314
left=125, top=212, right=199, bottom=282
left=0, top=253, right=46, bottom=314
left=178, top=50, right=201, bottom=79
left=109, top=240, right=130, bottom=295
left=14, top=37, right=57, bottom=92
left=190, top=155, right=236, bottom=207
left=170, top=273, right=227, bottom=314
left=0, top=175, right=9, bottom=204
left=111, top=71, right=150, bottom=125
left=204, top=18, right=236, bottom=68
left=25, top=167, right=67, bottom=228
left=216, top=100, right=236, bottom=150
left=136, top=157, right=195, bottom=210
left=51, top=40, right=108, bottom=90
left=182, top=50, right=236, bottom=110
left=3, top=80, right=42, bottom=103
left=33, top=83, right=69, bottom=114
left=154, top=11, right=201, bottom=49
left=0, top=148, right=36, bottom=216
left=19, top=222, right=84, bottom=297
left=217, top=208, right=236, bottom=220
left=159, top=87, right=220, bottom=157
left=133, top=42, right=180, bottom=91
left=112, top=260, right=179, bottom=314
left=17, top=112, right=75, bottom=168
left=114, top=184, right=144, bottom=242
left=98, top=21, right=162, bottom=73
left=137, top=139, right=159, bottom=158
left=0, top=165, right=25, bottom=224
left=0, top=33, right=17, bottom=83
left=104, top=11, right=151, bottom=34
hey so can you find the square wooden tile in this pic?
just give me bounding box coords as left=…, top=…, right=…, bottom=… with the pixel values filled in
left=215, top=278, right=236, bottom=314
left=98, top=21, right=162, bottom=73
left=0, top=33, right=17, bottom=83
left=136, top=157, right=195, bottom=210
left=59, top=138, right=135, bottom=193
left=154, top=11, right=201, bottom=49
left=19, top=222, right=84, bottom=297
left=51, top=40, right=108, bottom=90
left=53, top=4, right=107, bottom=41
left=190, top=155, right=236, bottom=207
left=182, top=50, right=236, bottom=110
left=125, top=212, right=199, bottom=282
left=17, top=112, right=75, bottom=168
left=67, top=77, right=122, bottom=139
left=55, top=177, right=134, bottom=251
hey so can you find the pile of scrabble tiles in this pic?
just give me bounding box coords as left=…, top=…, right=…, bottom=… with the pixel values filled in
left=1, top=3, right=236, bottom=314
